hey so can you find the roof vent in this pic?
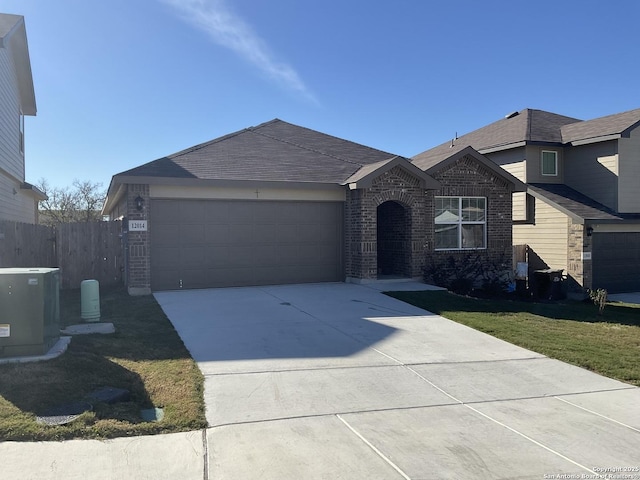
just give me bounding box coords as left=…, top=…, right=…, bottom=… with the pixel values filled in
left=505, top=111, right=519, bottom=119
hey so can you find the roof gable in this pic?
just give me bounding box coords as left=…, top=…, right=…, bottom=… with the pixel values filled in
left=343, top=156, right=440, bottom=189
left=423, top=146, right=526, bottom=192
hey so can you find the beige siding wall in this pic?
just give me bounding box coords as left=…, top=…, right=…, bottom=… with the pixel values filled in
left=0, top=172, right=37, bottom=222
left=486, top=147, right=527, bottom=181
left=513, top=198, right=569, bottom=271
left=0, top=45, right=34, bottom=222
left=565, top=140, right=618, bottom=211
left=525, top=145, right=564, bottom=184
left=484, top=150, right=529, bottom=220
left=0, top=47, right=24, bottom=182
left=618, top=127, right=640, bottom=213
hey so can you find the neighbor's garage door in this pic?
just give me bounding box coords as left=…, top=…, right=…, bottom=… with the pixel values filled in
left=592, top=232, right=640, bottom=293
left=150, top=199, right=344, bottom=290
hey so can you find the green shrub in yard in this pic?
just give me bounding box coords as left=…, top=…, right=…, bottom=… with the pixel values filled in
left=588, top=288, right=608, bottom=315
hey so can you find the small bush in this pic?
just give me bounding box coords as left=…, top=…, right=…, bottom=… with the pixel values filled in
left=588, top=288, right=608, bottom=315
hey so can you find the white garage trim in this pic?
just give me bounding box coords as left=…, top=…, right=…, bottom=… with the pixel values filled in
left=150, top=184, right=346, bottom=202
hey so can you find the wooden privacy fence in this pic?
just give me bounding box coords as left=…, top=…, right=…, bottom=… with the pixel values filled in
left=0, top=220, right=123, bottom=290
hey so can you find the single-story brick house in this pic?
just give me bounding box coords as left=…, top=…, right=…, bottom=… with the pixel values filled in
left=102, top=120, right=525, bottom=294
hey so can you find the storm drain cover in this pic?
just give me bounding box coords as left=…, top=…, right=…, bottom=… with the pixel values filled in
left=36, top=401, right=93, bottom=426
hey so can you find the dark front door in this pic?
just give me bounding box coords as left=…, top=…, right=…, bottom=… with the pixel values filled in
left=376, top=201, right=411, bottom=278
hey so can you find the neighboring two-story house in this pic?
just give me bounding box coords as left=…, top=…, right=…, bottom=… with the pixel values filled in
left=413, top=108, right=640, bottom=293
left=0, top=13, right=44, bottom=223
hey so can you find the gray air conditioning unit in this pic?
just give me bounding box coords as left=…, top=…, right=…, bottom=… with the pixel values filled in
left=0, top=268, right=60, bottom=358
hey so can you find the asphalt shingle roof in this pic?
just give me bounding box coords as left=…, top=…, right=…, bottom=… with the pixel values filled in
left=412, top=109, right=580, bottom=170
left=412, top=107, right=640, bottom=170
left=116, top=119, right=397, bottom=185
left=529, top=183, right=640, bottom=222
left=561, top=107, right=640, bottom=144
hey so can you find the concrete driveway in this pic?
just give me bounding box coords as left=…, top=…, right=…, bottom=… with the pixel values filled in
left=155, top=282, right=640, bottom=480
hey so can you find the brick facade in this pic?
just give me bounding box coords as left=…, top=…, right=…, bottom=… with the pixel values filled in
left=120, top=155, right=516, bottom=292
left=345, top=165, right=428, bottom=281
left=566, top=221, right=592, bottom=294
left=424, top=154, right=514, bottom=289
left=125, top=184, right=151, bottom=295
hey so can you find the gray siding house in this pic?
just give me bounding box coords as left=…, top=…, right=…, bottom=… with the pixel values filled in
left=413, top=108, right=640, bottom=293
left=103, top=120, right=524, bottom=294
left=0, top=14, right=44, bottom=223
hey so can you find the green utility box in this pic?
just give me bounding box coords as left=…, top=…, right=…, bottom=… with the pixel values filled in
left=0, top=268, right=60, bottom=357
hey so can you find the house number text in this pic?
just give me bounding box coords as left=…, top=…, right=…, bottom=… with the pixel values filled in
left=129, top=220, right=148, bottom=232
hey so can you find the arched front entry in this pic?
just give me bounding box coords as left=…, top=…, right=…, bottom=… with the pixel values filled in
left=377, top=200, right=411, bottom=278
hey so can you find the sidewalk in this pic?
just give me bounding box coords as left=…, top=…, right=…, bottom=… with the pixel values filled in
left=0, top=430, right=206, bottom=480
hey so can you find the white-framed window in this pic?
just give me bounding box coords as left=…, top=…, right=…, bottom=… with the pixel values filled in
left=435, top=196, right=486, bottom=250
left=541, top=150, right=558, bottom=176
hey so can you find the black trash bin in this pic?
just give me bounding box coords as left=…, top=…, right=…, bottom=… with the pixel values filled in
left=533, top=269, right=564, bottom=300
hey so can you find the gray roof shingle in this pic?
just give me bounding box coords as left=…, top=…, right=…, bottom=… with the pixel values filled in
left=412, top=107, right=640, bottom=170
left=115, top=119, right=397, bottom=185
left=561, top=107, right=640, bottom=144
left=529, top=183, right=640, bottom=222
left=412, top=109, right=580, bottom=170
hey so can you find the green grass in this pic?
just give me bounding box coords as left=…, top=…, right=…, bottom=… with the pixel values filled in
left=0, top=287, right=207, bottom=441
left=386, top=290, right=640, bottom=387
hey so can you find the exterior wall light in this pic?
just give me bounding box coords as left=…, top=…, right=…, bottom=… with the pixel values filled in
left=586, top=226, right=594, bottom=237
left=135, top=195, right=145, bottom=211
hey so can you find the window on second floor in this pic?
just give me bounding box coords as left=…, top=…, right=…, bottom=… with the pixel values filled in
left=541, top=150, right=558, bottom=176
left=435, top=196, right=487, bottom=250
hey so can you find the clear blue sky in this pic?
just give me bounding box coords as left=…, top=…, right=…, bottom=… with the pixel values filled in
left=5, top=0, right=640, bottom=190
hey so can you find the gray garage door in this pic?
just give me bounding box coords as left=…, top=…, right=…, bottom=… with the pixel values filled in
left=592, top=232, right=640, bottom=293
left=150, top=199, right=344, bottom=290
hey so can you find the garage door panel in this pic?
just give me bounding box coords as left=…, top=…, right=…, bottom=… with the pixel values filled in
left=228, top=224, right=255, bottom=245
left=153, top=200, right=181, bottom=223
left=316, top=244, right=339, bottom=263
left=180, top=201, right=207, bottom=223
left=592, top=233, right=640, bottom=293
left=181, top=246, right=206, bottom=266
left=152, top=247, right=181, bottom=267
left=180, top=225, right=206, bottom=245
left=180, top=268, right=209, bottom=289
left=276, top=224, right=300, bottom=244
left=253, top=203, right=280, bottom=223
left=253, top=224, right=279, bottom=243
left=151, top=199, right=343, bottom=290
left=205, top=246, right=231, bottom=268
left=227, top=246, right=259, bottom=267
left=318, top=224, right=339, bottom=243
left=252, top=245, right=281, bottom=267
left=227, top=203, right=255, bottom=224
left=206, top=204, right=230, bottom=224
left=152, top=267, right=180, bottom=290
left=154, top=224, right=178, bottom=247
left=205, top=224, right=230, bottom=244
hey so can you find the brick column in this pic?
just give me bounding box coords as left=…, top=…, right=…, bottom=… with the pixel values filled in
left=126, top=184, right=151, bottom=295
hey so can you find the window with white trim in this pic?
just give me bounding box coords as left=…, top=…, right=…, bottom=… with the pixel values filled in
left=435, top=196, right=486, bottom=250
left=541, top=150, right=557, bottom=176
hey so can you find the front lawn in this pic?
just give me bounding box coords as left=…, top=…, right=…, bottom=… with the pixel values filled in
left=0, top=287, right=207, bottom=441
left=386, top=290, right=640, bottom=387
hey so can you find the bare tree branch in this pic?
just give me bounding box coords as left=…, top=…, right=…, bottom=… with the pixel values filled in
left=37, top=178, right=106, bottom=225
